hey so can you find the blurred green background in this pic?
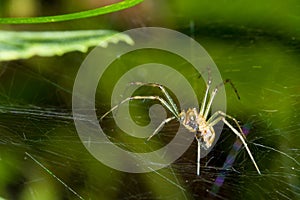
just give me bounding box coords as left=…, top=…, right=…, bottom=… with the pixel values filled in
left=0, top=0, right=299, bottom=199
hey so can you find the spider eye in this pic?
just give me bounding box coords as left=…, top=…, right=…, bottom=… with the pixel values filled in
left=189, top=115, right=195, bottom=121
left=179, top=112, right=186, bottom=121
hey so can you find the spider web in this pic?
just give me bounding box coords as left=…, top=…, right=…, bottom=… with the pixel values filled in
left=0, top=17, right=300, bottom=200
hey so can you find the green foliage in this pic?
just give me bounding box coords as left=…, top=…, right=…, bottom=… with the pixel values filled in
left=0, top=30, right=133, bottom=61
left=0, top=0, right=144, bottom=24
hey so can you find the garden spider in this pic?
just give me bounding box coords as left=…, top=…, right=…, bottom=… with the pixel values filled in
left=100, top=79, right=261, bottom=176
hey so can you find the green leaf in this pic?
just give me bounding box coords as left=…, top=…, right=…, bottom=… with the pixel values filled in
left=0, top=0, right=144, bottom=24
left=0, top=30, right=134, bottom=61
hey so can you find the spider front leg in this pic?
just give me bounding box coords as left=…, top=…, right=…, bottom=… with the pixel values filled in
left=202, top=78, right=241, bottom=120
left=100, top=95, right=177, bottom=121
left=208, top=114, right=261, bottom=174
left=100, top=95, right=180, bottom=142
left=130, top=82, right=180, bottom=116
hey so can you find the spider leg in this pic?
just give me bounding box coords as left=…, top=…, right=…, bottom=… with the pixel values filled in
left=223, top=79, right=240, bottom=100
left=100, top=96, right=178, bottom=121
left=208, top=116, right=261, bottom=174
left=196, top=139, right=201, bottom=175
left=130, top=82, right=180, bottom=116
left=207, top=111, right=244, bottom=137
left=222, top=118, right=261, bottom=174
left=203, top=87, right=218, bottom=119
left=202, top=79, right=240, bottom=120
left=146, top=116, right=176, bottom=141
left=199, top=76, right=212, bottom=116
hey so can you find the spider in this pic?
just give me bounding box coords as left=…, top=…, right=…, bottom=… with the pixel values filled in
left=100, top=79, right=261, bottom=176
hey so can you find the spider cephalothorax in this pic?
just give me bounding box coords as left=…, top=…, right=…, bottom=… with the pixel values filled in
left=179, top=108, right=215, bottom=150
left=179, top=108, right=199, bottom=133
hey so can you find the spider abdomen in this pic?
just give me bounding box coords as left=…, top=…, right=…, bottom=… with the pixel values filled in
left=200, top=127, right=215, bottom=149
